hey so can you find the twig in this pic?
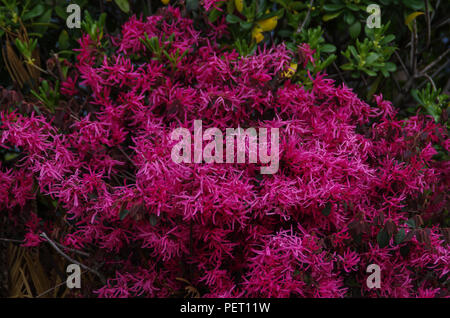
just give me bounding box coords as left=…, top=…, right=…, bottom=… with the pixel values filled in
left=430, top=59, right=449, bottom=79
left=435, top=17, right=449, bottom=29
left=297, top=0, right=314, bottom=34
left=424, top=0, right=431, bottom=48
left=422, top=73, right=436, bottom=91
left=40, top=232, right=106, bottom=284
left=394, top=51, right=410, bottom=77
left=36, top=269, right=89, bottom=298
left=412, top=20, right=418, bottom=75
left=332, top=62, right=346, bottom=86
left=118, top=146, right=135, bottom=166
left=0, top=237, right=24, bottom=244
left=431, top=0, right=440, bottom=21
left=52, top=240, right=90, bottom=257
left=54, top=53, right=65, bottom=82
left=0, top=235, right=89, bottom=256
left=419, top=48, right=450, bottom=75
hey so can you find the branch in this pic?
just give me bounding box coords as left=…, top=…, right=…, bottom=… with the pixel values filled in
left=424, top=0, right=431, bottom=48
left=40, top=232, right=106, bottom=284
left=297, top=0, right=314, bottom=34
left=419, top=48, right=450, bottom=75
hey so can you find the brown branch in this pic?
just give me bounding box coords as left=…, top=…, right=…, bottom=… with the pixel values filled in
left=419, top=48, right=450, bottom=75
left=297, top=0, right=314, bottom=34
left=36, top=269, right=89, bottom=298
left=394, top=50, right=410, bottom=77
left=40, top=232, right=105, bottom=284
left=424, top=0, right=431, bottom=48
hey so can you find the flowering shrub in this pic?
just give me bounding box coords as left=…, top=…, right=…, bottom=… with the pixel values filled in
left=1, top=8, right=448, bottom=297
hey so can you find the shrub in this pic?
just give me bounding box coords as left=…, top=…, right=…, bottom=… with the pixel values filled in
left=1, top=8, right=448, bottom=297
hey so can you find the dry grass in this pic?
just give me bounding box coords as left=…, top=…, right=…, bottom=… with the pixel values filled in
left=7, top=243, right=69, bottom=298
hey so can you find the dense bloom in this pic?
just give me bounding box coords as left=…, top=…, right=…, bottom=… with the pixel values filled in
left=0, top=7, right=448, bottom=298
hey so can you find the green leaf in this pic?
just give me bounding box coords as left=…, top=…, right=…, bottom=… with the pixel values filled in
left=321, top=44, right=336, bottom=53
left=321, top=202, right=332, bottom=216
left=114, top=0, right=130, bottom=13
left=208, top=8, right=222, bottom=22
left=186, top=0, right=199, bottom=11
left=348, top=45, right=358, bottom=58
left=33, top=9, right=52, bottom=35
left=406, top=218, right=416, bottom=228
left=323, top=11, right=343, bottom=22
left=149, top=214, right=158, bottom=226
left=366, top=53, right=379, bottom=64
left=402, top=0, right=425, bottom=10
left=344, top=12, right=355, bottom=25
left=119, top=209, right=130, bottom=220
left=323, top=4, right=345, bottom=11
left=395, top=229, right=406, bottom=245
left=363, top=68, right=377, bottom=77
left=382, top=34, right=395, bottom=44
left=377, top=228, right=390, bottom=248
left=384, top=62, right=397, bottom=72
left=240, top=21, right=253, bottom=30
left=346, top=3, right=359, bottom=11
left=226, top=14, right=242, bottom=24
left=349, top=21, right=361, bottom=39
left=22, top=4, right=45, bottom=21
left=58, top=30, right=70, bottom=50
left=54, top=6, right=68, bottom=20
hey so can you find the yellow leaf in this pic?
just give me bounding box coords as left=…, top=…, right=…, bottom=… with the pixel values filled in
left=251, top=26, right=264, bottom=43
left=234, top=0, right=243, bottom=13
left=405, top=12, right=424, bottom=31
left=283, top=63, right=298, bottom=78
left=256, top=16, right=278, bottom=32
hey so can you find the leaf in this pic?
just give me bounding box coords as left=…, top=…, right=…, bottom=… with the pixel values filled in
left=119, top=209, right=130, bottom=220
left=323, top=11, right=343, bottom=22
left=54, top=6, right=68, bottom=20
left=323, top=4, right=345, bottom=11
left=321, top=44, right=336, bottom=53
left=349, top=21, right=361, bottom=39
left=240, top=21, right=253, bottom=30
left=384, top=62, right=397, bottom=72
left=395, top=229, right=406, bottom=245
left=186, top=0, right=199, bottom=11
left=149, top=214, right=158, bottom=226
left=208, top=8, right=222, bottom=22
left=366, top=53, right=379, bottom=64
left=348, top=45, right=358, bottom=58
left=377, top=228, right=390, bottom=248
left=344, top=12, right=355, bottom=25
left=4, top=153, right=19, bottom=161
left=382, top=34, right=395, bottom=44
left=406, top=218, right=416, bottom=228
left=22, top=4, right=45, bottom=21
left=58, top=30, right=70, bottom=50
left=114, top=0, right=130, bottom=13
left=402, top=0, right=425, bottom=10
left=321, top=202, right=332, bottom=216
left=363, top=68, right=377, bottom=77
left=405, top=12, right=424, bottom=31
left=346, top=3, right=359, bottom=11
left=226, top=14, right=242, bottom=24
left=33, top=9, right=52, bottom=35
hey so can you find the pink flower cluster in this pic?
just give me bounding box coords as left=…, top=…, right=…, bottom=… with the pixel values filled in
left=0, top=7, right=448, bottom=297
